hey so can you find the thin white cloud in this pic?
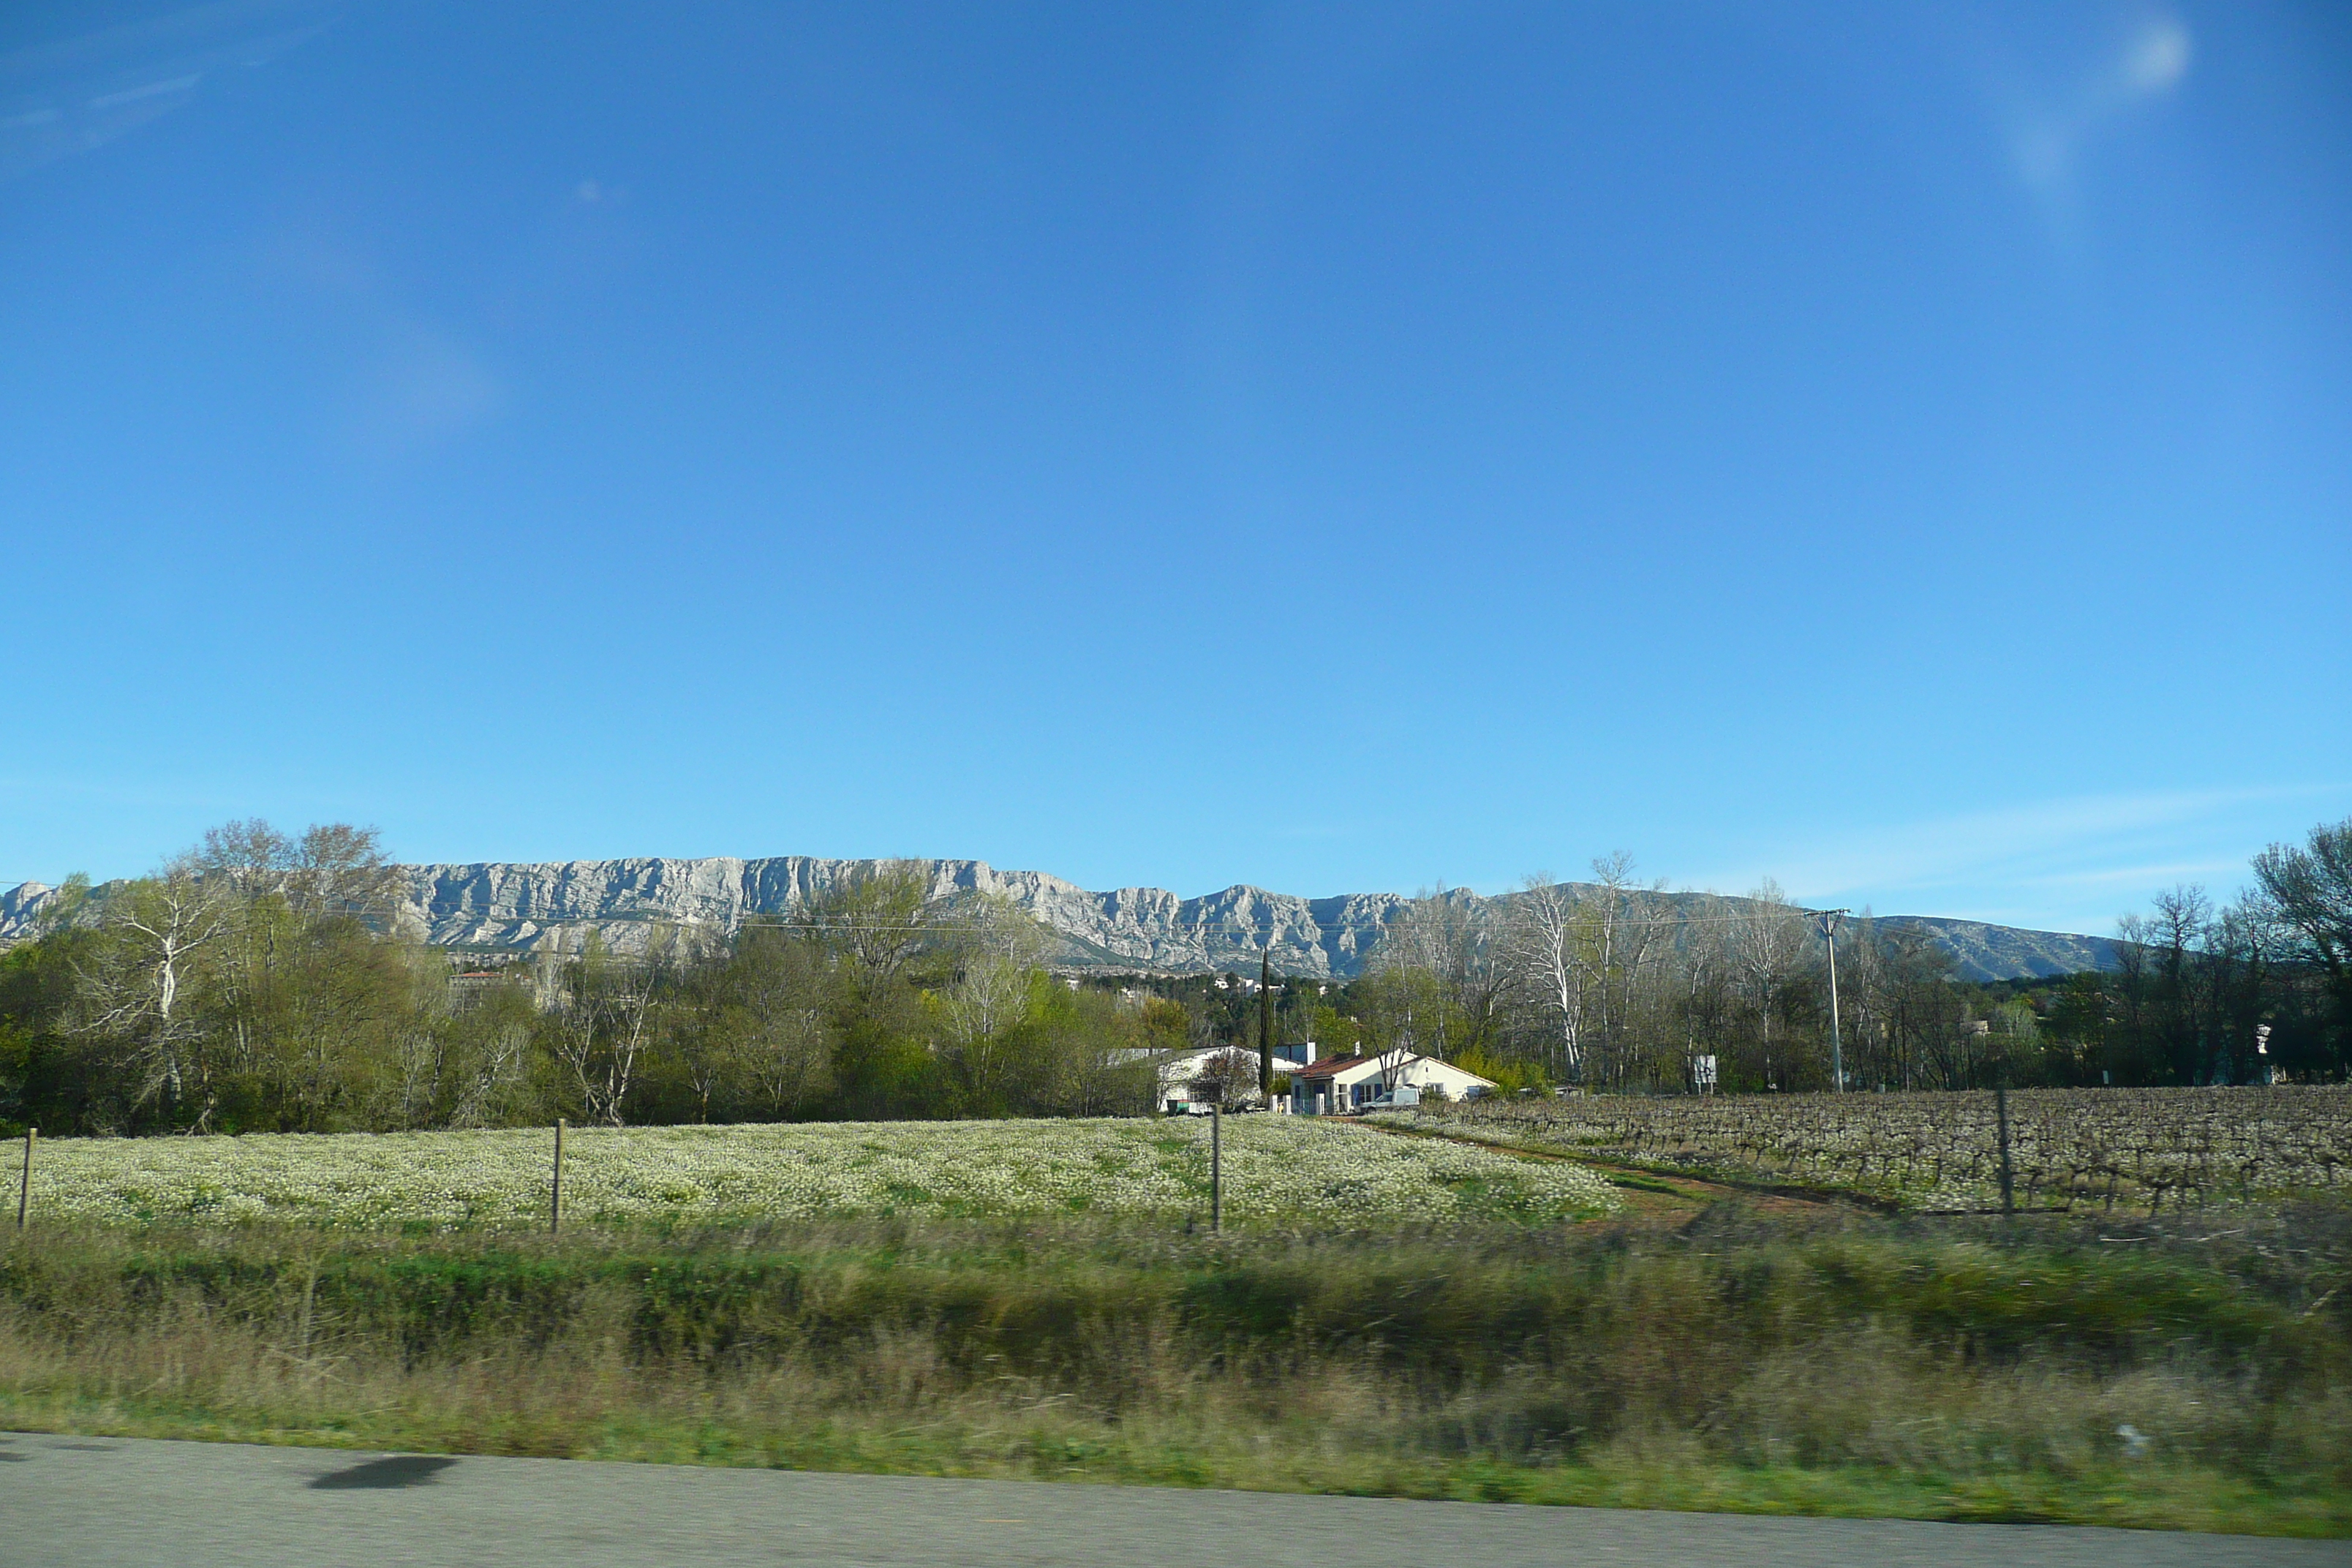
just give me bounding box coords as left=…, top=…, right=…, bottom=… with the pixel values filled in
left=86, top=73, right=200, bottom=110
left=260, top=225, right=510, bottom=459
left=360, top=327, right=506, bottom=454
left=2014, top=859, right=2247, bottom=891
left=1692, top=784, right=2334, bottom=916
left=1978, top=10, right=2193, bottom=249
left=2121, top=18, right=2191, bottom=94
left=0, top=1, right=334, bottom=183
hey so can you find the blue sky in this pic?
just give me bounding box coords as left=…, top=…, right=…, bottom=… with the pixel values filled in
left=3, top=1, right=2346, bottom=935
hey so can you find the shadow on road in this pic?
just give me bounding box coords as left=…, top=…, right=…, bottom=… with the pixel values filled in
left=309, top=1455, right=459, bottom=1490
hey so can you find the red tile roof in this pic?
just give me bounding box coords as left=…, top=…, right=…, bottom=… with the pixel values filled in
left=1289, top=1054, right=1379, bottom=1080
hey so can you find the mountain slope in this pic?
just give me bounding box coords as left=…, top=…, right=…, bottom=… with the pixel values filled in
left=3, top=857, right=2121, bottom=981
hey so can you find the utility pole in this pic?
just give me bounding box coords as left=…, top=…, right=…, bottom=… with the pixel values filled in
left=1259, top=946, right=1275, bottom=1104
left=1820, top=910, right=1849, bottom=1093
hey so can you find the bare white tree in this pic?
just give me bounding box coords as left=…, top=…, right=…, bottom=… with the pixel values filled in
left=941, top=897, right=1052, bottom=1104
left=549, top=925, right=685, bottom=1125
left=1580, top=853, right=1668, bottom=1085
left=1507, top=873, right=1586, bottom=1082
left=1674, top=893, right=1734, bottom=1086
left=195, top=819, right=395, bottom=921
left=71, top=864, right=235, bottom=1117
left=1730, top=879, right=1809, bottom=1090
left=1374, top=889, right=1508, bottom=1059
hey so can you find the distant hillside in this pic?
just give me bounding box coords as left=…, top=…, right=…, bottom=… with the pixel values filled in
left=1, top=856, right=2122, bottom=982
left=1872, top=916, right=2118, bottom=983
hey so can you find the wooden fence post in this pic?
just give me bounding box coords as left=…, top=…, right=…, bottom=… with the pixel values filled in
left=15, top=1127, right=31, bottom=1232
left=1995, top=1085, right=2015, bottom=1218
left=551, top=1118, right=565, bottom=1235
left=1210, top=1105, right=1222, bottom=1235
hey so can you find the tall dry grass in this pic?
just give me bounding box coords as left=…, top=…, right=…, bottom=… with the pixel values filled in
left=2, top=1205, right=2348, bottom=1530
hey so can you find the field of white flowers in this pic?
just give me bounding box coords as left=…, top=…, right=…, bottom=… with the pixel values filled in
left=16, top=1116, right=1618, bottom=1229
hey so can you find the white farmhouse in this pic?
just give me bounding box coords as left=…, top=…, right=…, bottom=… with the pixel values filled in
left=1150, top=1041, right=1316, bottom=1113
left=1286, top=1052, right=1495, bottom=1114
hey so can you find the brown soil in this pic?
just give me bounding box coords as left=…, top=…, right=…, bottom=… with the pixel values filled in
left=1345, top=1116, right=1835, bottom=1226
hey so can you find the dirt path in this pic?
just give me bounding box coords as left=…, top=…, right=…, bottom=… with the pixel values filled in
left=1346, top=1116, right=1835, bottom=1224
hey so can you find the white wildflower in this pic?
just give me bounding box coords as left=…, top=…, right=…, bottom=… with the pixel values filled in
left=20, top=1117, right=1618, bottom=1230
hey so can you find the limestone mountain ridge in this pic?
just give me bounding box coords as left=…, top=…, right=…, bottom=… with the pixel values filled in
left=0, top=855, right=2120, bottom=982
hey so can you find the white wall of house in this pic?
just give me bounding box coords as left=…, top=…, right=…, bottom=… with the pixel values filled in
left=1291, top=1053, right=1494, bottom=1112
left=1156, top=1042, right=1317, bottom=1107
left=1387, top=1056, right=1496, bottom=1101
left=1154, top=1049, right=1229, bottom=1104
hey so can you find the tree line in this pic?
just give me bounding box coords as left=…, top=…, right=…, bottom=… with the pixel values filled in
left=0, top=825, right=1177, bottom=1136
left=1257, top=822, right=2351, bottom=1095
left=4, top=816, right=2345, bottom=1134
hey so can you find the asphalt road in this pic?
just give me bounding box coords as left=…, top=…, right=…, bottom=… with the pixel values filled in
left=3, top=1433, right=2345, bottom=1568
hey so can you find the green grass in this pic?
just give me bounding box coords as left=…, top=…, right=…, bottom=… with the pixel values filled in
left=3, top=1203, right=2347, bottom=1537
left=1603, top=1173, right=1684, bottom=1195
left=2, top=1386, right=2340, bottom=1536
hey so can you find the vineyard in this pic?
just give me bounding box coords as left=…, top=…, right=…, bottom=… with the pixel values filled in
left=1397, top=1086, right=2352, bottom=1214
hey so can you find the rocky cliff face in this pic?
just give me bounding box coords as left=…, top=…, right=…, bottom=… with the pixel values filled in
left=0, top=881, right=61, bottom=939
left=396, top=856, right=1412, bottom=978
left=0, top=856, right=2120, bottom=981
